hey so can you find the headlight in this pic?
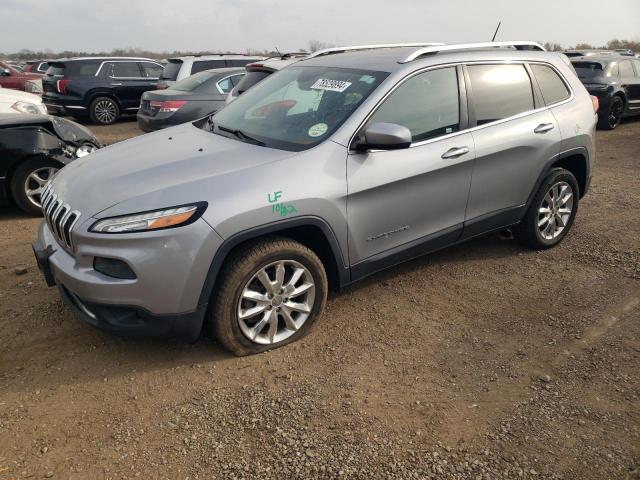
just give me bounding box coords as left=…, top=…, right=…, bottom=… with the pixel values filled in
left=10, top=101, right=42, bottom=114
left=90, top=204, right=206, bottom=233
left=76, top=143, right=97, bottom=158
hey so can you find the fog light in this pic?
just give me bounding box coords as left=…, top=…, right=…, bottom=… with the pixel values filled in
left=94, top=257, right=136, bottom=280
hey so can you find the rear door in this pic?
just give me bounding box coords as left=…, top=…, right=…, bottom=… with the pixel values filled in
left=347, top=66, right=475, bottom=267
left=108, top=61, right=153, bottom=110
left=464, top=63, right=562, bottom=230
left=623, top=59, right=640, bottom=111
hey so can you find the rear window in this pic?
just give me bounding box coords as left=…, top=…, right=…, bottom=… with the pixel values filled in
left=191, top=60, right=227, bottom=74
left=46, top=61, right=101, bottom=77
left=160, top=60, right=182, bottom=81
left=467, top=64, right=535, bottom=125
left=172, top=70, right=218, bottom=92
left=530, top=64, right=570, bottom=105
left=572, top=62, right=603, bottom=79
left=236, top=70, right=271, bottom=94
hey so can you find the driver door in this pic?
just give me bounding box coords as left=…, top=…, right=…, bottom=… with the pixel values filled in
left=347, top=66, right=475, bottom=272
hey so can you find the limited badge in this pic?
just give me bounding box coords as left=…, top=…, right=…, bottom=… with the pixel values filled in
left=308, top=123, right=328, bottom=137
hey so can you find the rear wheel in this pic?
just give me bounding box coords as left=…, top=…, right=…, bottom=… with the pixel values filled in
left=90, top=96, right=120, bottom=125
left=598, top=95, right=624, bottom=130
left=211, top=237, right=328, bottom=356
left=514, top=168, right=579, bottom=250
left=10, top=158, right=60, bottom=216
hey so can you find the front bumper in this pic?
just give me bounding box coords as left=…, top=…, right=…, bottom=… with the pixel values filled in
left=33, top=219, right=223, bottom=340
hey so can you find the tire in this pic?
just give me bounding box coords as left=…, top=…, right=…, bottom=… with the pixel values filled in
left=89, top=96, right=120, bottom=125
left=10, top=158, right=60, bottom=216
left=597, top=95, right=624, bottom=130
left=211, top=236, right=328, bottom=356
left=514, top=168, right=579, bottom=250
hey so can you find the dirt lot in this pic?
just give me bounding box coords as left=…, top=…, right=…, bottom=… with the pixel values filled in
left=1, top=118, right=638, bottom=480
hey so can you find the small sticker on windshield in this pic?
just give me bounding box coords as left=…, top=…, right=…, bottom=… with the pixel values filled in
left=311, top=79, right=352, bottom=92
left=308, top=123, right=329, bottom=137
left=359, top=75, right=375, bottom=84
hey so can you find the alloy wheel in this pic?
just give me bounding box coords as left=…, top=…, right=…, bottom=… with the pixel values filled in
left=94, top=100, right=117, bottom=124
left=608, top=99, right=623, bottom=129
left=24, top=167, right=58, bottom=208
left=237, top=260, right=316, bottom=345
left=538, top=181, right=574, bottom=240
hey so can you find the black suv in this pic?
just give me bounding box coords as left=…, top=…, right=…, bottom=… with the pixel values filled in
left=571, top=55, right=640, bottom=129
left=42, top=57, right=164, bottom=125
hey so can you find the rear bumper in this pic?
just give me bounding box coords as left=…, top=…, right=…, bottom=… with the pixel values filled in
left=42, top=94, right=86, bottom=115
left=136, top=112, right=172, bottom=132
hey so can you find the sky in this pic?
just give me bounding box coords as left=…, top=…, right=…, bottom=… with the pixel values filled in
left=1, top=0, right=638, bottom=54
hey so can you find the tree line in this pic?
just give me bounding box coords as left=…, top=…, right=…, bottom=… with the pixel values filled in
left=1, top=39, right=638, bottom=61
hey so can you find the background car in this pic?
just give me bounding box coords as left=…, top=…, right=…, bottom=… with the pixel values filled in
left=42, top=57, right=164, bottom=125
left=157, top=54, right=264, bottom=89
left=0, top=85, right=47, bottom=114
left=0, top=114, right=100, bottom=215
left=226, top=53, right=308, bottom=104
left=571, top=54, right=640, bottom=129
left=0, top=60, right=43, bottom=91
left=137, top=67, right=245, bottom=132
left=23, top=60, right=50, bottom=74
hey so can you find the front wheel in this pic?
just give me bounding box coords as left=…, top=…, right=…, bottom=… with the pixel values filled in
left=90, top=96, right=120, bottom=125
left=514, top=168, right=579, bottom=250
left=211, top=237, right=328, bottom=356
left=10, top=158, right=60, bottom=216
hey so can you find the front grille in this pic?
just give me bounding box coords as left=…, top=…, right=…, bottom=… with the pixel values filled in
left=40, top=183, right=81, bottom=252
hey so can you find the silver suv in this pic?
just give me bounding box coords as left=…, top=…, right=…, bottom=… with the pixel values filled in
left=33, top=42, right=597, bottom=356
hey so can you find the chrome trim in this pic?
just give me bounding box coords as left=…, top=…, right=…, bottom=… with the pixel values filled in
left=399, top=41, right=546, bottom=63
left=348, top=60, right=574, bottom=151
left=307, top=42, right=445, bottom=59
left=65, top=105, right=87, bottom=110
left=95, top=60, right=163, bottom=77
left=41, top=185, right=81, bottom=253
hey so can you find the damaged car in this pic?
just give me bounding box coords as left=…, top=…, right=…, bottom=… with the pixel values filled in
left=0, top=114, right=101, bottom=215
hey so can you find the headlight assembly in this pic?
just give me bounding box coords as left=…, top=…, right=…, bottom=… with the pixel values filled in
left=90, top=203, right=207, bottom=233
left=76, top=143, right=98, bottom=158
left=10, top=101, right=42, bottom=114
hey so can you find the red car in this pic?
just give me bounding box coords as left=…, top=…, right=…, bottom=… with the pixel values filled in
left=0, top=61, right=42, bottom=91
left=23, top=60, right=50, bottom=74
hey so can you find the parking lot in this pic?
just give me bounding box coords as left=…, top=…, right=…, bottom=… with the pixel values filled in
left=0, top=118, right=638, bottom=479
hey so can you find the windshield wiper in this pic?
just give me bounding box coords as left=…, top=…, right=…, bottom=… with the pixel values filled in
left=217, top=125, right=265, bottom=147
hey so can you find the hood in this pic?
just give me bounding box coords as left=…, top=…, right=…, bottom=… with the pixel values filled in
left=50, top=122, right=298, bottom=218
left=0, top=114, right=98, bottom=145
left=0, top=87, right=43, bottom=104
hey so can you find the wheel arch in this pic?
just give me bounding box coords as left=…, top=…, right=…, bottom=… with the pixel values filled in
left=549, top=150, right=589, bottom=198
left=197, top=216, right=350, bottom=309
left=5, top=154, right=64, bottom=203
left=85, top=90, right=123, bottom=110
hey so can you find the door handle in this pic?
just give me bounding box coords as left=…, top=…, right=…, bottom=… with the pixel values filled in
left=441, top=146, right=470, bottom=159
left=534, top=123, right=555, bottom=134
left=111, top=83, right=123, bottom=86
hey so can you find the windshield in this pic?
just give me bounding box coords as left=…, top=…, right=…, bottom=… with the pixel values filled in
left=572, top=62, right=604, bottom=79
left=161, top=61, right=182, bottom=80
left=206, top=66, right=388, bottom=151
left=172, top=70, right=217, bottom=92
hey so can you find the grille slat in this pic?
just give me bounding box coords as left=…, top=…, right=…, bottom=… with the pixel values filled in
left=41, top=184, right=81, bottom=253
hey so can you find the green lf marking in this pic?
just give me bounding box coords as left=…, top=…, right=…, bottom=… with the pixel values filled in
left=267, top=191, right=283, bottom=203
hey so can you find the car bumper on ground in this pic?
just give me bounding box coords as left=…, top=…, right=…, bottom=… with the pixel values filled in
left=33, top=219, right=223, bottom=340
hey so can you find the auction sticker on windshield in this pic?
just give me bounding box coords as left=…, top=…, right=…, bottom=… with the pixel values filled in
left=308, top=123, right=329, bottom=137
left=311, top=79, right=352, bottom=93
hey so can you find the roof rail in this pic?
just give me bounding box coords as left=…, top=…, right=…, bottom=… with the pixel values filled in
left=399, top=41, right=546, bottom=63
left=306, top=43, right=445, bottom=59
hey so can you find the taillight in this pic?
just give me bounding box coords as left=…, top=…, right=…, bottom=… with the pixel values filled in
left=150, top=100, right=187, bottom=113
left=591, top=95, right=599, bottom=114
left=57, top=79, right=70, bottom=95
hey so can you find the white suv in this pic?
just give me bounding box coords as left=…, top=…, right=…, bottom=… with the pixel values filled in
left=158, top=54, right=265, bottom=89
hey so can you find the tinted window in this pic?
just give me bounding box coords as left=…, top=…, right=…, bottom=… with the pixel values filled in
left=236, top=71, right=271, bottom=94
left=141, top=62, right=163, bottom=78
left=368, top=67, right=460, bottom=142
left=46, top=61, right=100, bottom=77
left=619, top=60, right=635, bottom=77
left=572, top=62, right=603, bottom=80
left=112, top=62, right=142, bottom=78
left=530, top=64, right=570, bottom=105
left=161, top=61, right=182, bottom=80
left=191, top=60, right=226, bottom=74
left=467, top=64, right=534, bottom=125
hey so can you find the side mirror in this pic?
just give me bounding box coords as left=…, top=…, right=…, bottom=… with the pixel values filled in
left=356, top=122, right=412, bottom=151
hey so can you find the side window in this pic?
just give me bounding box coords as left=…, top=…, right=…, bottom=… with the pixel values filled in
left=191, top=60, right=226, bottom=74
left=530, top=64, right=570, bottom=105
left=619, top=60, right=635, bottom=78
left=141, top=62, right=163, bottom=78
left=608, top=62, right=619, bottom=77
left=112, top=62, right=143, bottom=78
left=230, top=74, right=245, bottom=86
left=367, top=67, right=460, bottom=143
left=217, top=76, right=235, bottom=93
left=634, top=60, right=640, bottom=77
left=467, top=64, right=535, bottom=125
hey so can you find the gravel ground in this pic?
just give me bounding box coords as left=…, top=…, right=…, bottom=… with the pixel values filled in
left=0, top=118, right=638, bottom=480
